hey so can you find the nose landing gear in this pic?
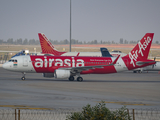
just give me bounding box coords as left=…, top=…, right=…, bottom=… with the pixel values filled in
left=21, top=72, right=26, bottom=80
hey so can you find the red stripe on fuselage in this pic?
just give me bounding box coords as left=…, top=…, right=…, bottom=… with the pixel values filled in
left=30, top=55, right=117, bottom=74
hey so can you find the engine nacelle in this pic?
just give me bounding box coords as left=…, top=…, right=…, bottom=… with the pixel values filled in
left=54, top=70, right=71, bottom=79
left=43, top=73, right=54, bottom=78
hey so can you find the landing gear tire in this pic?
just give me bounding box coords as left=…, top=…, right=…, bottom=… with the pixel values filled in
left=21, top=77, right=25, bottom=80
left=69, top=76, right=74, bottom=81
left=21, top=72, right=26, bottom=80
left=138, top=70, right=142, bottom=73
left=133, top=71, right=136, bottom=73
left=77, top=77, right=83, bottom=82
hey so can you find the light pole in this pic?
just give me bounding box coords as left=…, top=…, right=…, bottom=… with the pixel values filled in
left=69, top=0, right=72, bottom=52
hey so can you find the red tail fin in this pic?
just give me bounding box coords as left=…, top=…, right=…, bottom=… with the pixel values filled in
left=38, top=33, right=66, bottom=56
left=125, top=33, right=154, bottom=67
left=126, top=33, right=154, bottom=59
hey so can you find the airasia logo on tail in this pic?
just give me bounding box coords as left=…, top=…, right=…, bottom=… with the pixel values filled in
left=129, top=36, right=152, bottom=67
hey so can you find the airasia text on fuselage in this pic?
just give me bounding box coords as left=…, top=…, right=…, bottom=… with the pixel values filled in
left=33, top=56, right=85, bottom=68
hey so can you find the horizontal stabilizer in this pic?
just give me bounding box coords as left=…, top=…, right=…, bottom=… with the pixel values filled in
left=136, top=61, right=156, bottom=66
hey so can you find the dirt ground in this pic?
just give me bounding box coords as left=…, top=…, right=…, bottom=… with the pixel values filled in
left=0, top=44, right=160, bottom=59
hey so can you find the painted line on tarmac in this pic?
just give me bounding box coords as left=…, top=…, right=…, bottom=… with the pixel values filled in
left=0, top=105, right=53, bottom=110
left=97, top=101, right=152, bottom=106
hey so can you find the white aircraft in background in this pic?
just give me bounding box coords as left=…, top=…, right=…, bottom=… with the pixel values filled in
left=38, top=33, right=127, bottom=57
left=2, top=33, right=156, bottom=81
left=133, top=58, right=160, bottom=73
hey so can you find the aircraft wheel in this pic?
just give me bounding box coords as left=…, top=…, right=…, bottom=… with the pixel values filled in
left=77, top=77, right=83, bottom=82
left=133, top=71, right=136, bottom=73
left=69, top=76, right=74, bottom=81
left=21, top=77, right=25, bottom=80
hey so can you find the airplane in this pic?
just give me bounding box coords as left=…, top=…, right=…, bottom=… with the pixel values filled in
left=2, top=33, right=156, bottom=82
left=11, top=50, right=30, bottom=58
left=143, top=61, right=160, bottom=71
left=39, top=33, right=160, bottom=73
left=133, top=58, right=160, bottom=73
left=0, top=49, right=31, bottom=58
left=38, top=33, right=127, bottom=57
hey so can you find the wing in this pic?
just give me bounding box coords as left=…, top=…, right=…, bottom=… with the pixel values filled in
left=59, top=55, right=120, bottom=73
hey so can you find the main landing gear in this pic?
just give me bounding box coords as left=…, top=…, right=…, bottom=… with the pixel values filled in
left=68, top=76, right=83, bottom=82
left=21, top=72, right=26, bottom=80
left=69, top=76, right=74, bottom=81
left=77, top=77, right=83, bottom=82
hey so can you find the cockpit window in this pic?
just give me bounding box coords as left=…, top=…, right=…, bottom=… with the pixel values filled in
left=9, top=59, right=17, bottom=62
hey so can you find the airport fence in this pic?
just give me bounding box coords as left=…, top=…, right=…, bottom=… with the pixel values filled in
left=0, top=108, right=160, bottom=120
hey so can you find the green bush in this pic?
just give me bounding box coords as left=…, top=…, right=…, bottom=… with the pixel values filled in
left=66, top=102, right=131, bottom=120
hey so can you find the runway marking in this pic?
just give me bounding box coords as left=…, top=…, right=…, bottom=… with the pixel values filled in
left=0, top=105, right=53, bottom=110
left=97, top=101, right=152, bottom=106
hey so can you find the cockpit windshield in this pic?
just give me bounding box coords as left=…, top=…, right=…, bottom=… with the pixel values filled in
left=9, top=59, right=17, bottom=62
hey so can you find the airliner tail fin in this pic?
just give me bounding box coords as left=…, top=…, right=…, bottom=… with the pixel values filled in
left=125, top=33, right=154, bottom=67
left=38, top=33, right=66, bottom=56
left=126, top=33, right=154, bottom=60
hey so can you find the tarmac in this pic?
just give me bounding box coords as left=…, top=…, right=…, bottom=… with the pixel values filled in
left=0, top=66, right=160, bottom=110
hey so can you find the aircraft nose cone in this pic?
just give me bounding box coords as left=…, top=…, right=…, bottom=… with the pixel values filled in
left=2, top=63, right=7, bottom=69
left=2, top=63, right=10, bottom=70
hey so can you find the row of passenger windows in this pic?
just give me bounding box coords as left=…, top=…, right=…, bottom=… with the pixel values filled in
left=9, top=59, right=17, bottom=62
left=30, top=61, right=110, bottom=64
left=8, top=60, right=111, bottom=64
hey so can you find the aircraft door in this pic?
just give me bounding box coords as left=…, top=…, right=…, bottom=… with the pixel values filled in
left=23, top=57, right=28, bottom=67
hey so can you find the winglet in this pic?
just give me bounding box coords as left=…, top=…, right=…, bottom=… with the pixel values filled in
left=77, top=52, right=80, bottom=56
left=111, top=55, right=120, bottom=65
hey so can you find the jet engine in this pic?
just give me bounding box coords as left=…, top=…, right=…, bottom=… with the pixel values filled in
left=43, top=73, right=54, bottom=78
left=54, top=69, right=71, bottom=79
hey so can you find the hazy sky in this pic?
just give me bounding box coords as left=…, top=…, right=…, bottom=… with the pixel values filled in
left=0, top=0, right=160, bottom=42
